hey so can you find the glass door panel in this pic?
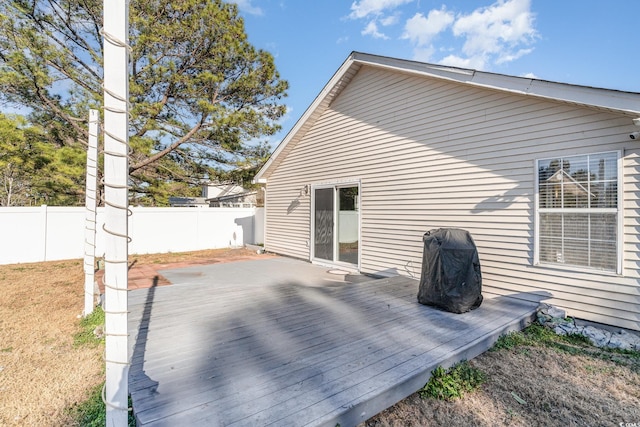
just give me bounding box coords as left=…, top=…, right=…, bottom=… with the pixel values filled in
left=337, top=186, right=359, bottom=264
left=313, top=187, right=334, bottom=261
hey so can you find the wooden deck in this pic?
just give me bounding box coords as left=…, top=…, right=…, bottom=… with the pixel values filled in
left=128, top=257, right=539, bottom=426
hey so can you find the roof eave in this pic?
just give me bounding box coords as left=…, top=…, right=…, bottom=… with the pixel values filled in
left=254, top=51, right=640, bottom=183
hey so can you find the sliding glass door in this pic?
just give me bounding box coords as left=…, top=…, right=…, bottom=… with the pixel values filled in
left=313, top=184, right=359, bottom=267
left=313, top=187, right=334, bottom=261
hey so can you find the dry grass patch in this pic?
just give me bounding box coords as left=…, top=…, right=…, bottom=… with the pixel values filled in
left=0, top=259, right=103, bottom=426
left=364, top=326, right=640, bottom=427
left=127, top=247, right=272, bottom=266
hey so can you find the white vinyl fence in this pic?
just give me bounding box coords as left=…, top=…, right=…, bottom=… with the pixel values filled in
left=0, top=206, right=264, bottom=265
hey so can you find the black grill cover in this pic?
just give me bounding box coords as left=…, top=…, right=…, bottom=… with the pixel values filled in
left=417, top=228, right=483, bottom=313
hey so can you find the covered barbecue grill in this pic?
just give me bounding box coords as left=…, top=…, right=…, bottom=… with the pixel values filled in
left=417, top=228, right=483, bottom=313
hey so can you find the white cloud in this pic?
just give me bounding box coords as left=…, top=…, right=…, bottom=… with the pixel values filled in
left=349, top=0, right=414, bottom=20
left=439, top=54, right=487, bottom=70
left=362, top=21, right=389, bottom=39
left=495, top=47, right=533, bottom=64
left=411, top=46, right=436, bottom=63
left=452, top=0, right=537, bottom=66
left=521, top=72, right=538, bottom=79
left=349, top=0, right=413, bottom=39
left=380, top=14, right=400, bottom=26
left=402, top=7, right=454, bottom=46
left=401, top=0, right=537, bottom=70
left=234, top=0, right=263, bottom=16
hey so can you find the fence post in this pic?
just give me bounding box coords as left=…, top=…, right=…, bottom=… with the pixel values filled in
left=83, top=110, right=99, bottom=316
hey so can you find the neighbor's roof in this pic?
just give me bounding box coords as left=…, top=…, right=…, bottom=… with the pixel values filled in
left=254, top=51, right=640, bottom=183
left=206, top=190, right=257, bottom=203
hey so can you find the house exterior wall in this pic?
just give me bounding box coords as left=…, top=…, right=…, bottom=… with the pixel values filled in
left=264, top=65, right=640, bottom=331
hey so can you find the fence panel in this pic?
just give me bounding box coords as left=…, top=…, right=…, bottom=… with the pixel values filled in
left=0, top=206, right=257, bottom=265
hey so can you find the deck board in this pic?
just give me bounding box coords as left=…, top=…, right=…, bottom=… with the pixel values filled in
left=128, top=257, right=539, bottom=426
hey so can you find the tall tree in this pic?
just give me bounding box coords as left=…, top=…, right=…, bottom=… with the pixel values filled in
left=0, top=113, right=35, bottom=206
left=0, top=0, right=287, bottom=205
left=0, top=113, right=85, bottom=205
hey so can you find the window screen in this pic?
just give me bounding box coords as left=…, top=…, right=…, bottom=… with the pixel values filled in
left=537, top=152, right=619, bottom=272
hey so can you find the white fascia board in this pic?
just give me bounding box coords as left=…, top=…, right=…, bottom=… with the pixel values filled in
left=473, top=73, right=640, bottom=115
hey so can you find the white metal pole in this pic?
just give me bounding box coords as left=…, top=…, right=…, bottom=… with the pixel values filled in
left=83, top=109, right=99, bottom=316
left=103, top=1, right=130, bottom=425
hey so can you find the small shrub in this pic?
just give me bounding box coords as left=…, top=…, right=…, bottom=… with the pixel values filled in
left=420, top=361, right=486, bottom=401
left=522, top=322, right=558, bottom=343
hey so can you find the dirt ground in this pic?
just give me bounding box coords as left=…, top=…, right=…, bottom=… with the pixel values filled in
left=1, top=248, right=639, bottom=426
left=365, top=343, right=640, bottom=426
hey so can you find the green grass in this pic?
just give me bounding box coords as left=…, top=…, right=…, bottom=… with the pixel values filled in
left=492, top=323, right=590, bottom=351
left=67, top=383, right=136, bottom=426
left=68, top=383, right=107, bottom=426
left=68, top=306, right=136, bottom=426
left=420, top=361, right=487, bottom=401
left=73, top=306, right=105, bottom=347
left=492, top=323, right=640, bottom=372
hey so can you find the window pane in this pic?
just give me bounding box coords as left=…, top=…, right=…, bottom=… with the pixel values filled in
left=590, top=213, right=617, bottom=243
left=560, top=156, right=588, bottom=208
left=590, top=152, right=618, bottom=208
left=314, top=188, right=334, bottom=261
left=590, top=240, right=617, bottom=271
left=605, top=181, right=617, bottom=208
left=563, top=214, right=588, bottom=240
left=589, top=152, right=618, bottom=182
left=562, top=182, right=590, bottom=208
left=563, top=238, right=589, bottom=267
left=564, top=156, right=589, bottom=180
left=539, top=237, right=562, bottom=263
left=538, top=159, right=554, bottom=181
left=539, top=183, right=556, bottom=209
left=337, top=186, right=359, bottom=265
left=539, top=213, right=561, bottom=238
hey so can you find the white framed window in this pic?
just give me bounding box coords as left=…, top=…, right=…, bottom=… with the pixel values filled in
left=535, top=151, right=621, bottom=273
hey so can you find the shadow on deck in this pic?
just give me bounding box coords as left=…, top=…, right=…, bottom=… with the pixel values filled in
left=128, top=257, right=545, bottom=426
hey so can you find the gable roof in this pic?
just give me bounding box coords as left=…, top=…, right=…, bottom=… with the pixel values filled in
left=254, top=51, right=640, bottom=183
left=546, top=169, right=596, bottom=199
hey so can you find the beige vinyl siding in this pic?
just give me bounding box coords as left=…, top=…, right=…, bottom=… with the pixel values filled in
left=265, top=65, right=640, bottom=331
left=264, top=184, right=311, bottom=259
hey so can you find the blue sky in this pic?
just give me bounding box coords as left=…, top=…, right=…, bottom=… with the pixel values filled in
left=235, top=0, right=640, bottom=147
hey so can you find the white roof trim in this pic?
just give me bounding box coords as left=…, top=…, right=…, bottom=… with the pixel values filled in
left=254, top=51, right=640, bottom=183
